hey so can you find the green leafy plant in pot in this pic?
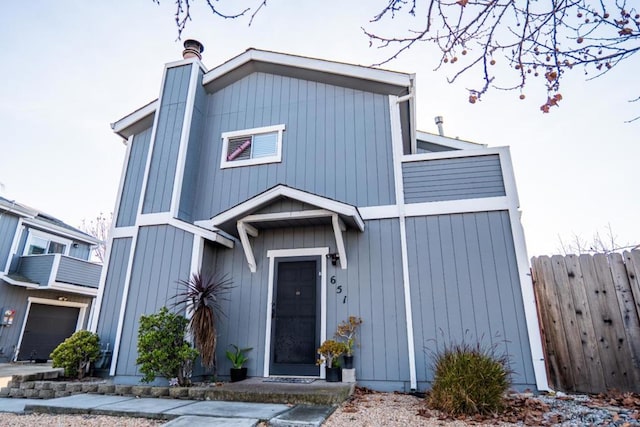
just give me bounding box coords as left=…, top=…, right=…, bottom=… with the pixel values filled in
left=316, top=339, right=346, bottom=382
left=225, top=344, right=252, bottom=382
left=335, top=316, right=362, bottom=369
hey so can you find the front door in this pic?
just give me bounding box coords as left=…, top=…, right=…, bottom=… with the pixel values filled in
left=270, top=258, right=320, bottom=376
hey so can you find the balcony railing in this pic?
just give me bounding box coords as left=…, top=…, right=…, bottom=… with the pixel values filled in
left=11, top=254, right=101, bottom=294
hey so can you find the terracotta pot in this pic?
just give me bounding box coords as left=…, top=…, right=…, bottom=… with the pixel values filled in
left=230, top=367, right=247, bottom=382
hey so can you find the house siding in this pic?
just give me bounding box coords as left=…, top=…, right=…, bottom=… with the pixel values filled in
left=69, top=242, right=91, bottom=260
left=96, top=238, right=132, bottom=353
left=178, top=68, right=206, bottom=222
left=115, top=225, right=193, bottom=377
left=206, top=219, right=410, bottom=390
left=0, top=213, right=19, bottom=271
left=190, top=72, right=395, bottom=220
left=142, top=65, right=191, bottom=214
left=56, top=257, right=101, bottom=288
left=117, top=127, right=153, bottom=227
left=405, top=211, right=536, bottom=389
left=16, top=255, right=55, bottom=285
left=402, top=155, right=505, bottom=203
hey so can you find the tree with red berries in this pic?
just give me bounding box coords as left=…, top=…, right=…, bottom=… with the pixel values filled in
left=153, top=0, right=639, bottom=116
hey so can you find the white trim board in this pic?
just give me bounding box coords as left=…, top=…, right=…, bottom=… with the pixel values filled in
left=416, top=130, right=487, bottom=151
left=204, top=184, right=365, bottom=233
left=401, top=146, right=507, bottom=163
left=263, top=247, right=328, bottom=378
left=388, top=95, right=417, bottom=391
left=203, top=49, right=412, bottom=89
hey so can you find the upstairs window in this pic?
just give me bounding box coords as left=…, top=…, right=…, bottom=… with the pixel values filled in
left=220, top=124, right=285, bottom=169
left=23, top=229, right=71, bottom=256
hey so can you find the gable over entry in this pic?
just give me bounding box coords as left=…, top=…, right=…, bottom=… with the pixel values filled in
left=198, top=185, right=365, bottom=272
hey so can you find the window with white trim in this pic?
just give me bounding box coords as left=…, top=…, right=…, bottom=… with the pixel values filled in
left=220, top=124, right=285, bottom=169
left=22, top=229, right=71, bottom=256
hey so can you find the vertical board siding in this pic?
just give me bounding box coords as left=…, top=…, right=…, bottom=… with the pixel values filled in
left=0, top=284, right=92, bottom=362
left=402, top=155, right=505, bottom=203
left=178, top=69, right=207, bottom=222
left=116, top=127, right=153, bottom=227
left=0, top=213, right=19, bottom=271
left=96, top=238, right=132, bottom=353
left=68, top=242, right=91, bottom=260
left=142, top=65, right=191, bottom=214
left=56, top=257, right=102, bottom=288
left=116, top=226, right=193, bottom=376
left=406, top=211, right=536, bottom=389
left=16, top=255, right=55, bottom=285
left=193, top=72, right=395, bottom=220
left=206, top=219, right=410, bottom=386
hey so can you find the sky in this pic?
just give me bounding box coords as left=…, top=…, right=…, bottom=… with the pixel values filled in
left=0, top=1, right=638, bottom=257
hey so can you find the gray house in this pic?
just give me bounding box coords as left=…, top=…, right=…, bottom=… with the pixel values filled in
left=93, top=42, right=548, bottom=392
left=0, top=197, right=102, bottom=362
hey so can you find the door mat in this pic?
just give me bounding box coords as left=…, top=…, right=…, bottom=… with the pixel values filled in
left=263, top=377, right=316, bottom=384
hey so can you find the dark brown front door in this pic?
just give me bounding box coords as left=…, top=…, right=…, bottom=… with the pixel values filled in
left=270, top=258, right=320, bottom=376
left=18, top=303, right=79, bottom=361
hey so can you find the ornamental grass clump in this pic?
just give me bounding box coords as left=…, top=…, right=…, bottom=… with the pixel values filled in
left=428, top=341, right=512, bottom=416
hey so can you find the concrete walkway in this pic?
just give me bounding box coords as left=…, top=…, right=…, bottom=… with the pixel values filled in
left=0, top=393, right=335, bottom=426
left=0, top=362, right=60, bottom=388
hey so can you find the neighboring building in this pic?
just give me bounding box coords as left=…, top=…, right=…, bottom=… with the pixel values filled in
left=93, top=42, right=548, bottom=392
left=0, top=197, right=102, bottom=362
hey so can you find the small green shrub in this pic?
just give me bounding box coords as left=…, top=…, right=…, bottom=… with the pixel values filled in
left=427, top=341, right=512, bottom=416
left=136, top=306, right=199, bottom=386
left=51, top=330, right=100, bottom=379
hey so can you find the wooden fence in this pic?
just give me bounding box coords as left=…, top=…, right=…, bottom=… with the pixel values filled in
left=531, top=250, right=640, bottom=393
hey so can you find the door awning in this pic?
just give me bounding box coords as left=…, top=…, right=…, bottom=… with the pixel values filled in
left=196, top=185, right=365, bottom=272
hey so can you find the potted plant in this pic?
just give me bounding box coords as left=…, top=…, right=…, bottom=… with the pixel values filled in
left=226, top=344, right=252, bottom=382
left=335, top=316, right=363, bottom=369
left=317, top=340, right=346, bottom=382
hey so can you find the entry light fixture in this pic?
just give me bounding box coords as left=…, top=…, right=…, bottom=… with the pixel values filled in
left=57, top=296, right=68, bottom=302
left=326, top=252, right=340, bottom=266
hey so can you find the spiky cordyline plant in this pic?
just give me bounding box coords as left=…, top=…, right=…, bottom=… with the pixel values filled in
left=173, top=272, right=234, bottom=371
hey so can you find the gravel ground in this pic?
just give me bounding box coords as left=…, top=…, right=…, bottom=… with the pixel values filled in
left=1, top=390, right=638, bottom=426
left=324, top=388, right=640, bottom=426
left=0, top=413, right=164, bottom=426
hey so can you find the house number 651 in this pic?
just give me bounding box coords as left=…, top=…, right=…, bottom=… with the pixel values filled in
left=330, top=276, right=347, bottom=303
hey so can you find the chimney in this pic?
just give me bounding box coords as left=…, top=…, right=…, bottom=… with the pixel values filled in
left=182, top=39, right=204, bottom=60
left=434, top=116, right=445, bottom=136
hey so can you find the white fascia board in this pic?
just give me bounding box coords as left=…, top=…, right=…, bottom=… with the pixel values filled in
left=111, top=100, right=158, bottom=137
left=416, top=130, right=487, bottom=150
left=402, top=146, right=506, bottom=163
left=22, top=218, right=101, bottom=246
left=49, top=282, right=99, bottom=297
left=203, top=49, right=412, bottom=89
left=404, top=197, right=510, bottom=217
left=359, top=205, right=400, bottom=220
left=0, top=274, right=40, bottom=289
left=137, top=212, right=233, bottom=248
left=209, top=185, right=364, bottom=232
left=0, top=200, right=38, bottom=218
left=243, top=209, right=334, bottom=223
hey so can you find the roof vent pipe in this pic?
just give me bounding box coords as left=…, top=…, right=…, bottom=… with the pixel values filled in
left=182, top=39, right=204, bottom=60
left=434, top=116, right=444, bottom=136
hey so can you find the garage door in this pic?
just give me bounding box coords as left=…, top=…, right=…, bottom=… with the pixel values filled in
left=18, top=303, right=80, bottom=361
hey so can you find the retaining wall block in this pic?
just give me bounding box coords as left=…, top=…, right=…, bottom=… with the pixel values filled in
left=66, top=384, right=83, bottom=393
left=151, top=386, right=169, bottom=397
left=19, top=381, right=35, bottom=390
left=82, top=384, right=99, bottom=393
left=114, top=385, right=132, bottom=395
left=188, top=388, right=205, bottom=400
left=169, top=387, right=189, bottom=399
left=97, top=384, right=116, bottom=394
left=130, top=385, right=151, bottom=396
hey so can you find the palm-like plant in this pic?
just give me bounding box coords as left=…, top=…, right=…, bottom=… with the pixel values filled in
left=173, top=272, right=234, bottom=370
